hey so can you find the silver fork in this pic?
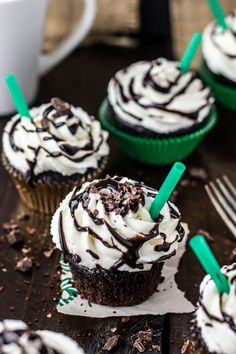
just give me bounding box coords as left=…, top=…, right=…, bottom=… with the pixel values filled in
left=205, top=175, right=236, bottom=238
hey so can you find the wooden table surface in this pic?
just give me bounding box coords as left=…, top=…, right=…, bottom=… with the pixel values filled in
left=0, top=44, right=235, bottom=354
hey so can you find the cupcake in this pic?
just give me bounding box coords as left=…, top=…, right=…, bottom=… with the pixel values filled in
left=99, top=58, right=217, bottom=165
left=0, top=319, right=84, bottom=353
left=200, top=10, right=236, bottom=110
left=2, top=97, right=109, bottom=214
left=194, top=263, right=236, bottom=353
left=51, top=175, right=185, bottom=306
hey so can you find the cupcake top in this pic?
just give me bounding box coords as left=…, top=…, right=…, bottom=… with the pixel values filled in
left=51, top=176, right=185, bottom=272
left=2, top=98, right=109, bottom=181
left=202, top=10, right=236, bottom=83
left=107, top=58, right=214, bottom=135
left=0, top=319, right=84, bottom=354
left=195, top=263, right=236, bottom=354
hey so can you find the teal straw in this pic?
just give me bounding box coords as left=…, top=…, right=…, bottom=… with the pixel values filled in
left=5, top=73, right=31, bottom=119
left=208, top=0, right=228, bottom=30
left=190, top=235, right=230, bottom=294
left=180, top=33, right=202, bottom=73
left=149, top=162, right=186, bottom=220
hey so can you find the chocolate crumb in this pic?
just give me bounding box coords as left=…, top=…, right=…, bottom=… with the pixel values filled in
left=26, top=227, right=36, bottom=236
left=137, top=329, right=153, bottom=342
left=17, top=213, right=29, bottom=221
left=230, top=248, right=236, bottom=263
left=103, top=335, right=121, bottom=351
left=9, top=306, right=15, bottom=312
left=5, top=229, right=24, bottom=247
left=51, top=97, right=71, bottom=116
left=181, top=339, right=195, bottom=354
left=133, top=338, right=145, bottom=352
left=47, top=313, right=52, bottom=318
left=121, top=316, right=130, bottom=323
left=43, top=246, right=56, bottom=258
left=110, top=327, right=117, bottom=333
left=0, top=286, right=4, bottom=293
left=152, top=344, right=161, bottom=352
left=197, top=229, right=214, bottom=243
left=15, top=257, right=32, bottom=272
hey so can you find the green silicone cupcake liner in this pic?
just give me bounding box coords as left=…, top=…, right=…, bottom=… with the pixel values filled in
left=99, top=99, right=217, bottom=165
left=199, top=59, right=236, bottom=111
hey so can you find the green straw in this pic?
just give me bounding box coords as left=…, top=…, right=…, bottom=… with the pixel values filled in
left=5, top=73, right=31, bottom=119
left=149, top=162, right=186, bottom=220
left=189, top=235, right=230, bottom=294
left=179, top=33, right=202, bottom=73
left=208, top=0, right=228, bottom=30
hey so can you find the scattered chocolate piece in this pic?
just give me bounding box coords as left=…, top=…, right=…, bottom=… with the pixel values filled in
left=110, top=327, right=117, bottom=333
left=5, top=229, right=24, bottom=246
left=189, top=167, right=208, bottom=181
left=26, top=227, right=36, bottom=236
left=152, top=344, right=161, bottom=352
left=22, top=247, right=32, bottom=254
left=197, top=229, right=214, bottom=243
left=3, top=221, right=18, bottom=232
left=133, top=338, right=145, bottom=352
left=180, top=178, right=191, bottom=187
left=137, top=329, right=153, bottom=342
left=121, top=316, right=130, bottom=323
left=47, top=313, right=52, bottom=318
left=230, top=248, right=236, bottom=263
left=181, top=339, right=195, bottom=354
left=9, top=306, right=15, bottom=312
left=103, top=335, right=121, bottom=351
left=43, top=246, right=56, bottom=258
left=15, top=257, right=32, bottom=272
left=0, top=286, right=4, bottom=293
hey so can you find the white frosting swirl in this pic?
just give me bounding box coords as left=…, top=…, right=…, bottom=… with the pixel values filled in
left=51, top=176, right=185, bottom=272
left=2, top=99, right=109, bottom=178
left=107, top=58, right=214, bottom=135
left=202, top=10, right=236, bottom=82
left=195, top=263, right=236, bottom=354
left=0, top=319, right=84, bottom=354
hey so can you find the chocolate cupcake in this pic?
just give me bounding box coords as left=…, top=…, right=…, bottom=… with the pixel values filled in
left=2, top=98, right=109, bottom=214
left=99, top=58, right=217, bottom=165
left=193, top=263, right=236, bottom=353
left=200, top=10, right=236, bottom=110
left=51, top=175, right=185, bottom=306
left=0, top=319, right=84, bottom=353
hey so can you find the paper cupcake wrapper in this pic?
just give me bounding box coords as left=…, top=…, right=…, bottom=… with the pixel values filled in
left=2, top=155, right=108, bottom=215
left=199, top=59, right=236, bottom=111
left=99, top=99, right=217, bottom=165
left=57, top=223, right=195, bottom=318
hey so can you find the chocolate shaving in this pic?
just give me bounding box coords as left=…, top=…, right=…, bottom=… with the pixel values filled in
left=3, top=220, right=24, bottom=246
left=181, top=339, right=195, bottom=354
left=152, top=344, right=161, bottom=352
left=51, top=97, right=72, bottom=116
left=133, top=338, right=145, bottom=352
left=197, top=229, right=214, bottom=243
left=137, top=329, right=153, bottom=342
left=15, top=257, right=32, bottom=272
left=103, top=335, right=121, bottom=351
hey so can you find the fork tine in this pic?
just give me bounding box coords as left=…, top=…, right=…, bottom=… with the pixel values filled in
left=216, top=178, right=236, bottom=211
left=209, top=181, right=236, bottom=222
left=205, top=184, right=236, bottom=238
left=223, top=175, right=236, bottom=198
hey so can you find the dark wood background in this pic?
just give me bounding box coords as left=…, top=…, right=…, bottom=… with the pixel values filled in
left=0, top=43, right=235, bottom=353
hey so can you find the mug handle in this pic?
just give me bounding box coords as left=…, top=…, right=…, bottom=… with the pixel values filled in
left=39, top=0, right=96, bottom=76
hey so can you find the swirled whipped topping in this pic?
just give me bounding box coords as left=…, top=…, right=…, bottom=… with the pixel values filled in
left=202, top=10, right=236, bottom=82
left=2, top=98, right=109, bottom=179
left=0, top=319, right=84, bottom=354
left=51, top=176, right=185, bottom=272
left=195, top=263, right=236, bottom=354
left=107, top=58, right=214, bottom=135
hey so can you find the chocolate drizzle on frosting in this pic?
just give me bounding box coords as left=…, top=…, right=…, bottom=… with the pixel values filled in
left=55, top=176, right=185, bottom=271
left=0, top=320, right=60, bottom=354
left=108, top=58, right=214, bottom=135
left=3, top=98, right=109, bottom=181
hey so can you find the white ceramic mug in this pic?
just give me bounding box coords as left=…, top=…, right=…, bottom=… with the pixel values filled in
left=0, top=0, right=96, bottom=115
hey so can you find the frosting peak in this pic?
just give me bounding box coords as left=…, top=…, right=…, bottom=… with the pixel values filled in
left=202, top=10, right=236, bottom=82
left=2, top=98, right=109, bottom=179
left=108, top=58, right=214, bottom=135
left=51, top=176, right=185, bottom=272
